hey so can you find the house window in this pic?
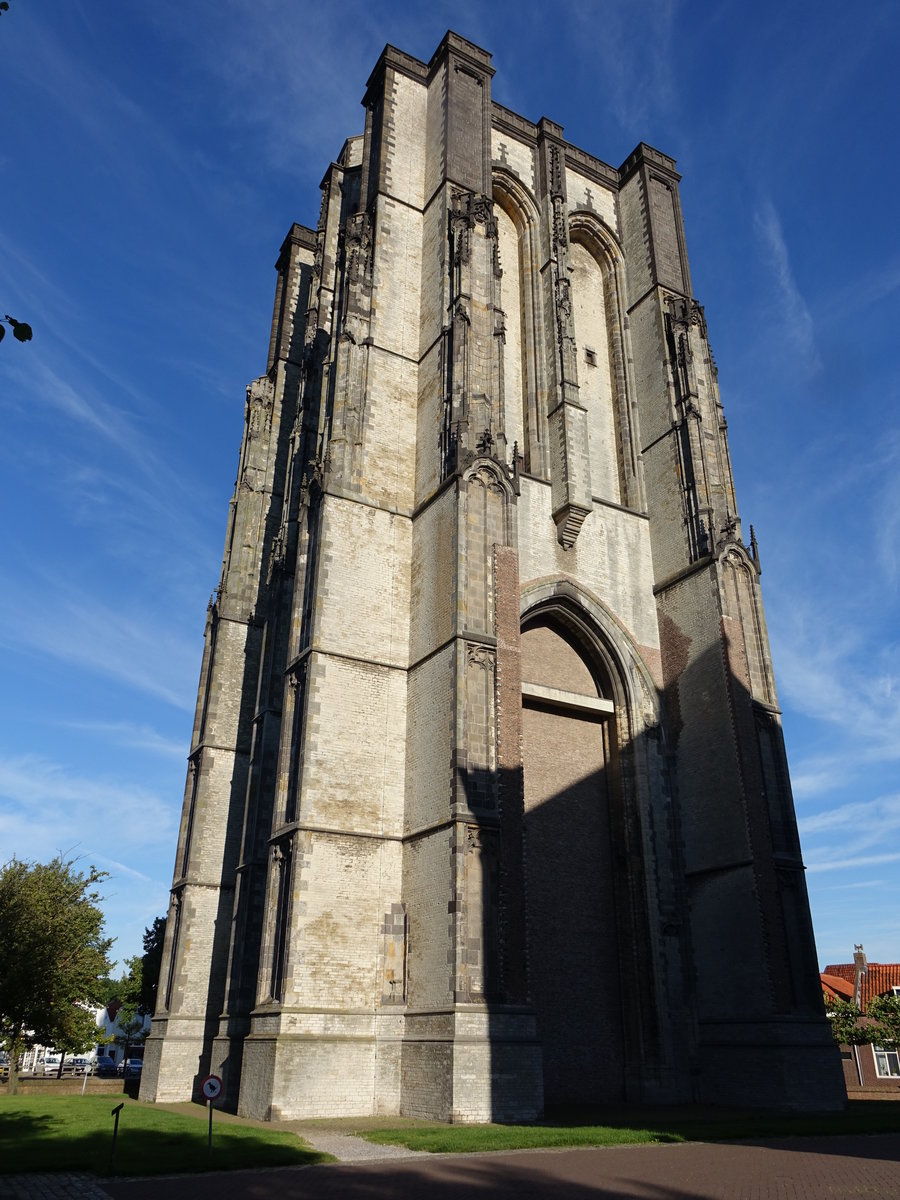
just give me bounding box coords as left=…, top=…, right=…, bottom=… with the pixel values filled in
left=874, top=1046, right=900, bottom=1078
left=892, top=985, right=900, bottom=997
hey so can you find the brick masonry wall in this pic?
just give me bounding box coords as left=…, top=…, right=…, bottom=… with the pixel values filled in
left=521, top=621, right=626, bottom=1104
left=403, top=830, right=454, bottom=1012
left=315, top=497, right=411, bottom=668
left=517, top=476, right=660, bottom=653
left=281, top=832, right=385, bottom=1011
left=617, top=172, right=652, bottom=305
left=492, top=128, right=535, bottom=194
left=405, top=647, right=454, bottom=835
left=496, top=204, right=526, bottom=455
left=566, top=166, right=618, bottom=233
left=569, top=239, right=622, bottom=503
left=409, top=488, right=456, bottom=663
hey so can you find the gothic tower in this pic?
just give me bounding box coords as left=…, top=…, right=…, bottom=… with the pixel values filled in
left=140, top=32, right=844, bottom=1120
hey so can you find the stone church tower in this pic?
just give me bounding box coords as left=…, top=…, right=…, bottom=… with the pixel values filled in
left=140, top=32, right=844, bottom=1120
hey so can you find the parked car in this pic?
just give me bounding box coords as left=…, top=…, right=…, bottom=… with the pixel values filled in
left=121, top=1058, right=143, bottom=1078
left=70, top=1057, right=93, bottom=1075
left=42, top=1055, right=75, bottom=1076
left=94, top=1054, right=117, bottom=1078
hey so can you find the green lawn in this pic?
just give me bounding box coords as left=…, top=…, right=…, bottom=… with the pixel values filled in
left=0, top=1095, right=330, bottom=1176
left=4, top=1095, right=899, bottom=1175
left=360, top=1101, right=900, bottom=1154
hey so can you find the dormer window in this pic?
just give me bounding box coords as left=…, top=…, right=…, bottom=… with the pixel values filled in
left=874, top=1045, right=900, bottom=1077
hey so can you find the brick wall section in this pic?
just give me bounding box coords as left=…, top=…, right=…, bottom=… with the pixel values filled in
left=516, top=477, right=660, bottom=653
left=569, top=240, right=621, bottom=503
left=566, top=166, right=618, bottom=232
left=492, top=127, right=535, bottom=193
left=493, top=544, right=527, bottom=1004
left=520, top=622, right=625, bottom=1103
left=648, top=176, right=686, bottom=293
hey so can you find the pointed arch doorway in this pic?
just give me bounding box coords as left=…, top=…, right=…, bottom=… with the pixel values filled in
left=521, top=611, right=627, bottom=1105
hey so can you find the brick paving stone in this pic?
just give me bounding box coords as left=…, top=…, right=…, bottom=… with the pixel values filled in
left=3, top=1173, right=112, bottom=1200
left=95, top=1133, right=900, bottom=1200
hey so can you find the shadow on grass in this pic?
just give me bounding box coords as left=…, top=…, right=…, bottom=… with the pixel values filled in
left=0, top=1101, right=328, bottom=1177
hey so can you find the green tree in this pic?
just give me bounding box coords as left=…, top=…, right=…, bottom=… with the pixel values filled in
left=866, top=994, right=900, bottom=1049
left=0, top=315, right=32, bottom=344
left=101, top=917, right=165, bottom=1063
left=0, top=857, right=113, bottom=1092
left=140, top=915, right=166, bottom=1015
left=826, top=992, right=900, bottom=1052
left=107, top=954, right=145, bottom=1062
left=825, top=997, right=869, bottom=1046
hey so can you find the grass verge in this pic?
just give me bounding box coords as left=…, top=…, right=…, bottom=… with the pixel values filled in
left=360, top=1100, right=900, bottom=1154
left=0, top=1095, right=330, bottom=1176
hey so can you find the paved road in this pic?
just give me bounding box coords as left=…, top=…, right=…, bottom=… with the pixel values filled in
left=92, top=1134, right=900, bottom=1200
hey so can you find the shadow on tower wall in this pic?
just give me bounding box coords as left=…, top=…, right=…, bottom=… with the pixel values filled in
left=454, top=621, right=840, bottom=1120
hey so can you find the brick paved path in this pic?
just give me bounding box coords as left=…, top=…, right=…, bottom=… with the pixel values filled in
left=3, top=1173, right=112, bottom=1200
left=91, top=1134, right=900, bottom=1200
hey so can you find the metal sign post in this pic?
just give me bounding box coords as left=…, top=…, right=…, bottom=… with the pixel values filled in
left=199, top=1074, right=223, bottom=1156
left=109, top=1102, right=124, bottom=1174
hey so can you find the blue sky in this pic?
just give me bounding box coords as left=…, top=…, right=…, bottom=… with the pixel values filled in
left=1, top=0, right=898, bottom=973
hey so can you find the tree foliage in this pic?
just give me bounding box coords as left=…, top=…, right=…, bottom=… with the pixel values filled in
left=0, top=857, right=113, bottom=1090
left=826, top=997, right=869, bottom=1046
left=141, top=915, right=166, bottom=1015
left=0, top=315, right=32, bottom=344
left=866, top=994, right=900, bottom=1049
left=106, top=954, right=145, bottom=1054
left=826, top=993, right=900, bottom=1049
left=100, top=916, right=166, bottom=1058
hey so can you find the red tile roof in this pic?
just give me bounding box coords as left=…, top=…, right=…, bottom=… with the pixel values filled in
left=822, top=962, right=900, bottom=1010
left=820, top=972, right=854, bottom=1002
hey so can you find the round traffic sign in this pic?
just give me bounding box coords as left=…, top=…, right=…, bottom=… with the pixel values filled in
left=200, top=1074, right=223, bottom=1100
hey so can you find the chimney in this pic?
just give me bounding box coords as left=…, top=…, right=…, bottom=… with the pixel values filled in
left=853, top=944, right=868, bottom=1008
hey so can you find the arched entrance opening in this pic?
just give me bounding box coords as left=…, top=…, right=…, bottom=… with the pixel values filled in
left=520, top=609, right=627, bottom=1104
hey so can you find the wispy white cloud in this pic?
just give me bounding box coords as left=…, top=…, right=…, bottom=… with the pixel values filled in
left=819, top=879, right=892, bottom=891
left=145, top=0, right=391, bottom=177
left=58, top=721, right=187, bottom=761
left=92, top=858, right=157, bottom=886
left=567, top=0, right=679, bottom=133
left=799, top=794, right=900, bottom=838
left=775, top=616, right=900, bottom=777
left=0, top=292, right=222, bottom=589
left=753, top=197, right=821, bottom=375
left=0, top=576, right=199, bottom=711
left=763, top=432, right=900, bottom=801
left=818, top=255, right=900, bottom=323
left=807, top=852, right=900, bottom=874
left=0, top=752, right=177, bottom=866
left=800, top=794, right=900, bottom=882
left=3, top=356, right=139, bottom=457
left=0, top=748, right=177, bottom=965
left=5, top=13, right=204, bottom=205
